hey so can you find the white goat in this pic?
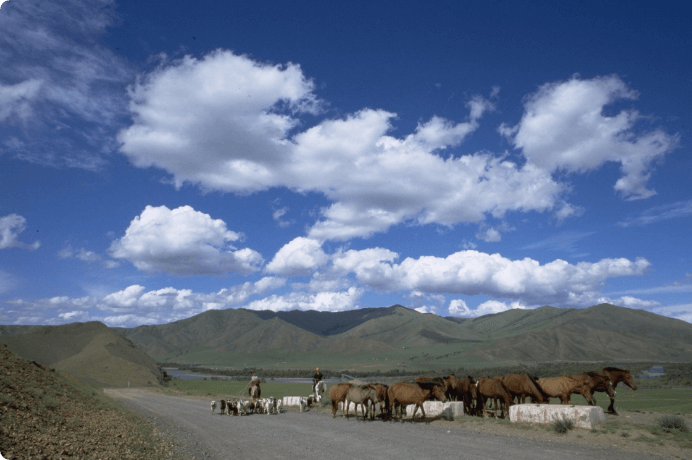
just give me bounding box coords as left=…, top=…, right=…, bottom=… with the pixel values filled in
left=264, top=397, right=275, bottom=414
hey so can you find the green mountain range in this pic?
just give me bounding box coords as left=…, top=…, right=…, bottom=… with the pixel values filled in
left=114, top=303, right=692, bottom=370
left=2, top=304, right=691, bottom=379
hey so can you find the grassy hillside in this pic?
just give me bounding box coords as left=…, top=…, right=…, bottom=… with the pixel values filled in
left=0, top=322, right=165, bottom=387
left=119, top=303, right=692, bottom=369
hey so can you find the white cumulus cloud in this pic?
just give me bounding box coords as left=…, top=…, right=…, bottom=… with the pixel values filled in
left=119, top=50, right=569, bottom=242
left=108, top=205, right=263, bottom=275
left=265, top=237, right=329, bottom=276
left=501, top=75, right=679, bottom=200
left=243, top=287, right=362, bottom=312
left=448, top=299, right=526, bottom=317
left=0, top=214, right=40, bottom=251
left=332, top=247, right=651, bottom=306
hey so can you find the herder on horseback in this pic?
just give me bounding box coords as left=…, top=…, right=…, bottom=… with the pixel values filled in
left=312, top=367, right=324, bottom=393
left=249, top=372, right=261, bottom=400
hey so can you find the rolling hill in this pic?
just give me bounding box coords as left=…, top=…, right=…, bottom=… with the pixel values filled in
left=113, top=303, right=692, bottom=369
left=0, top=321, right=166, bottom=387
left=2, top=304, right=691, bottom=377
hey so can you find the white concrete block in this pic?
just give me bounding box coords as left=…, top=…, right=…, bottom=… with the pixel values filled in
left=403, top=401, right=464, bottom=420
left=509, top=404, right=605, bottom=429
left=283, top=396, right=302, bottom=406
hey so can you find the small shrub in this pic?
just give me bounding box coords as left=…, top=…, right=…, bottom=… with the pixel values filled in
left=551, top=414, right=575, bottom=434
left=657, top=415, right=689, bottom=433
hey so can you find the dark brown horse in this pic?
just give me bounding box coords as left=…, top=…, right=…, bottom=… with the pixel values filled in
left=598, top=367, right=638, bottom=415
left=414, top=374, right=458, bottom=400
left=454, top=376, right=478, bottom=414
left=570, top=371, right=615, bottom=405
left=366, top=383, right=390, bottom=417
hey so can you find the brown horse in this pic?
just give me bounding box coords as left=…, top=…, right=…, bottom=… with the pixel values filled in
left=570, top=371, right=615, bottom=406
left=502, top=373, right=545, bottom=404
left=476, top=376, right=513, bottom=418
left=388, top=381, right=447, bottom=421
left=454, top=376, right=478, bottom=414
left=415, top=375, right=458, bottom=400
left=329, top=383, right=353, bottom=418
left=598, top=367, right=638, bottom=415
left=366, top=383, right=390, bottom=417
left=537, top=376, right=594, bottom=405
left=249, top=381, right=261, bottom=400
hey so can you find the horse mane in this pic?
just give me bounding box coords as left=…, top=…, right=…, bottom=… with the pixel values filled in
left=603, top=366, right=629, bottom=373
left=415, top=381, right=445, bottom=391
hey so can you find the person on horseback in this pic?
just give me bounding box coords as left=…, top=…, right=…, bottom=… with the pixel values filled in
left=312, top=367, right=324, bottom=393
left=249, top=372, right=260, bottom=397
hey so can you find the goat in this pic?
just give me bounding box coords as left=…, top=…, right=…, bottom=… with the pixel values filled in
left=210, top=400, right=216, bottom=415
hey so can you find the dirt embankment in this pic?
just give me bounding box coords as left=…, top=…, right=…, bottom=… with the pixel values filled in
left=0, top=345, right=173, bottom=460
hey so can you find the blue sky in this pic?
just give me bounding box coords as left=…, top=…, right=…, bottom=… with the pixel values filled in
left=1, top=0, right=690, bottom=327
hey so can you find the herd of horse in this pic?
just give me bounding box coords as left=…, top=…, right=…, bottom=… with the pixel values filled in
left=327, top=367, right=638, bottom=421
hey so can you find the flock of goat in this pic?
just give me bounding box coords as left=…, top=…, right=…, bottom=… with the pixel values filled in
left=210, top=395, right=285, bottom=416
left=209, top=367, right=638, bottom=421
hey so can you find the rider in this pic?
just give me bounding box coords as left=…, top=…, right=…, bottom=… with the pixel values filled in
left=312, top=367, right=324, bottom=393
left=249, top=372, right=260, bottom=396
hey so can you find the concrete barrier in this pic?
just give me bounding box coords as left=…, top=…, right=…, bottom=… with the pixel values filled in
left=403, top=401, right=464, bottom=420
left=509, top=404, right=605, bottom=429
left=283, top=396, right=302, bottom=406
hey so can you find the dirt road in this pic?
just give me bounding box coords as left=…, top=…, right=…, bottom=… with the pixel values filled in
left=107, top=389, right=673, bottom=460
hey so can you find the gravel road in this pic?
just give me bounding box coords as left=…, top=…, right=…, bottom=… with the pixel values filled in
left=108, top=389, right=674, bottom=460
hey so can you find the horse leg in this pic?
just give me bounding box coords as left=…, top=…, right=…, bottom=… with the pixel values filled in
left=344, top=398, right=349, bottom=419
left=608, top=394, right=617, bottom=415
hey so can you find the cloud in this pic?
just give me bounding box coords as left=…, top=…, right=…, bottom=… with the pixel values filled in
left=2, top=277, right=286, bottom=326
left=332, top=247, right=651, bottom=306
left=0, top=79, right=42, bottom=121
left=448, top=298, right=527, bottom=318
left=617, top=199, right=692, bottom=227
left=649, top=304, right=692, bottom=324
left=0, top=214, right=40, bottom=250
left=57, top=245, right=101, bottom=263
left=0, top=0, right=132, bottom=169
left=501, top=75, right=679, bottom=200
left=119, top=50, right=568, bottom=242
left=243, top=286, right=362, bottom=312
left=265, top=237, right=329, bottom=276
left=118, top=50, right=319, bottom=192
left=108, top=205, right=263, bottom=275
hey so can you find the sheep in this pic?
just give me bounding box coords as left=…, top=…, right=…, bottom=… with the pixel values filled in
left=210, top=400, right=216, bottom=415
left=299, top=396, right=308, bottom=412
left=275, top=398, right=283, bottom=414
